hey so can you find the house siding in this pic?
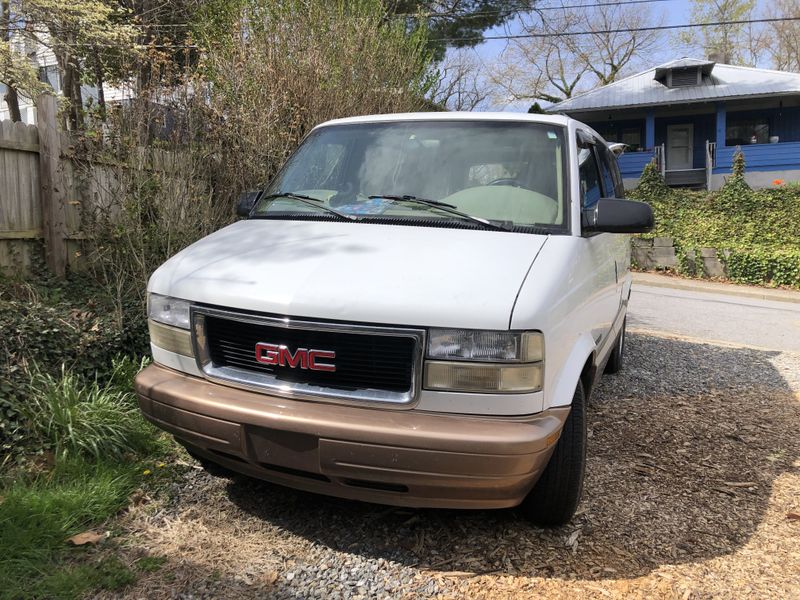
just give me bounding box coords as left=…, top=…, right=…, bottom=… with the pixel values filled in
left=714, top=141, right=800, bottom=173
left=616, top=151, right=653, bottom=181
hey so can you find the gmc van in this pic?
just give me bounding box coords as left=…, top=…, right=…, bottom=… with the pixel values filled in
left=135, top=113, right=653, bottom=525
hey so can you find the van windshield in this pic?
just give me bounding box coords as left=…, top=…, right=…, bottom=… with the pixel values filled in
left=252, top=120, right=568, bottom=232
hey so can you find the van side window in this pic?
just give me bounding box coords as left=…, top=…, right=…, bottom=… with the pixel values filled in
left=578, top=143, right=603, bottom=209
left=596, top=142, right=624, bottom=198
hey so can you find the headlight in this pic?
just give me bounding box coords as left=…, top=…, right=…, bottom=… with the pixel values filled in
left=147, top=293, right=193, bottom=357
left=148, top=320, right=194, bottom=357
left=425, top=362, right=543, bottom=393
left=427, top=329, right=543, bottom=362
left=424, top=329, right=543, bottom=393
left=148, top=293, right=191, bottom=329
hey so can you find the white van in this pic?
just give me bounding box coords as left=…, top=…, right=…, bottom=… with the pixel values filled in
left=136, top=113, right=653, bottom=525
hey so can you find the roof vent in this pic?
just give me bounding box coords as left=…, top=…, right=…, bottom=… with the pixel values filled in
left=668, top=67, right=701, bottom=87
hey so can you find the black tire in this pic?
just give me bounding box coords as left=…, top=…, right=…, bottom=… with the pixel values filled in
left=519, top=380, right=587, bottom=527
left=604, top=317, right=626, bottom=374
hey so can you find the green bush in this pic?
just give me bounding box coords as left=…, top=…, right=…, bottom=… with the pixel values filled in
left=637, top=159, right=670, bottom=198
left=0, top=266, right=149, bottom=458
left=722, top=148, right=752, bottom=197
left=633, top=170, right=800, bottom=288
left=12, top=358, right=152, bottom=461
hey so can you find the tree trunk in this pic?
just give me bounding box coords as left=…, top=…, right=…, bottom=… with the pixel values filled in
left=61, top=64, right=75, bottom=129
left=93, top=47, right=106, bottom=119
left=61, top=61, right=84, bottom=130
left=57, top=39, right=83, bottom=130
left=71, top=63, right=83, bottom=129
left=1, top=0, right=22, bottom=121
left=4, top=84, right=22, bottom=122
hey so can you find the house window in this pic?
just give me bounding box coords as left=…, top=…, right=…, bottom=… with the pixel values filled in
left=726, top=116, right=769, bottom=145
left=37, top=65, right=62, bottom=92
left=621, top=128, right=641, bottom=151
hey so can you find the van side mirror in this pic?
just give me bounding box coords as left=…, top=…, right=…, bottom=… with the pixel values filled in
left=582, top=198, right=654, bottom=235
left=236, top=190, right=262, bottom=217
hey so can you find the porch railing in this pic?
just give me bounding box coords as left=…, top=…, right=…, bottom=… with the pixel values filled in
left=654, top=144, right=666, bottom=176
left=705, top=141, right=716, bottom=189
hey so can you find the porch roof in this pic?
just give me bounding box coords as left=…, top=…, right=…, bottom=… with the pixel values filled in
left=548, top=58, right=800, bottom=114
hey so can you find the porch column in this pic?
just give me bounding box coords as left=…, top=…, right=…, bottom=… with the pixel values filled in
left=645, top=110, right=655, bottom=149
left=715, top=103, right=726, bottom=147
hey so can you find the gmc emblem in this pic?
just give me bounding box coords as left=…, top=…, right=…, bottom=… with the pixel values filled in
left=255, top=343, right=336, bottom=372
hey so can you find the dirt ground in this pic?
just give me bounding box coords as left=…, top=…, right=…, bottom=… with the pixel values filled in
left=100, top=332, right=800, bottom=599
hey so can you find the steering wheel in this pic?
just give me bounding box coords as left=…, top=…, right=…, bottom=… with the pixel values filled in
left=487, top=178, right=524, bottom=187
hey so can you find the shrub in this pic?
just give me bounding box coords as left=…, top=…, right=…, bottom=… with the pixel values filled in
left=637, top=159, right=670, bottom=198
left=724, top=248, right=800, bottom=288
left=0, top=268, right=149, bottom=457
left=74, top=0, right=435, bottom=321
left=11, top=358, right=152, bottom=461
left=632, top=165, right=800, bottom=288
left=719, top=148, right=752, bottom=199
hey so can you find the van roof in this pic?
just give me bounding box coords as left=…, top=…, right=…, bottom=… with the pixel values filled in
left=315, top=112, right=574, bottom=130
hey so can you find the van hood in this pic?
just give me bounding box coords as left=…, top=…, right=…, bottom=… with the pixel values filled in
left=149, top=219, right=548, bottom=330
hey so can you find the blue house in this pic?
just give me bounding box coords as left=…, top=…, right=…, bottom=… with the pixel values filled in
left=548, top=58, right=800, bottom=190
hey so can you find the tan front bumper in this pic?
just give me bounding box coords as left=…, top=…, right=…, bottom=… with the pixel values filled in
left=135, top=364, right=569, bottom=509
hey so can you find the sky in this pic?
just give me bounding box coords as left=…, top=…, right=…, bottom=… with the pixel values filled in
left=474, top=0, right=696, bottom=60
left=462, top=0, right=722, bottom=110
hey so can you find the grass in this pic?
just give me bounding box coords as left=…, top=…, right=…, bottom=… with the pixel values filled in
left=13, top=358, right=152, bottom=461
left=0, top=357, right=173, bottom=599
left=135, top=555, right=169, bottom=573
left=0, top=459, right=140, bottom=599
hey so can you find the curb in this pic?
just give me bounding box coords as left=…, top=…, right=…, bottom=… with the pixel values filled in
left=631, top=272, right=800, bottom=305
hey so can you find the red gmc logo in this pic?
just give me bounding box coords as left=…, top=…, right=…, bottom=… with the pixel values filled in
left=255, top=343, right=336, bottom=372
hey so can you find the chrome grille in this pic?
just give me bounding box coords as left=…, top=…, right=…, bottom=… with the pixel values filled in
left=192, top=307, right=424, bottom=405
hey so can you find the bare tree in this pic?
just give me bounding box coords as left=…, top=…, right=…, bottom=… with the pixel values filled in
left=766, top=0, right=800, bottom=71
left=678, top=0, right=763, bottom=65
left=428, top=49, right=491, bottom=110
left=492, top=2, right=664, bottom=106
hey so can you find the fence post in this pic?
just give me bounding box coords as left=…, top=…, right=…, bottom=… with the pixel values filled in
left=36, top=93, right=67, bottom=277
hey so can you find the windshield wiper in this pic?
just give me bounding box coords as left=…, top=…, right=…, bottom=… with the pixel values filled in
left=254, top=192, right=357, bottom=221
left=369, top=194, right=458, bottom=209
left=369, top=194, right=511, bottom=231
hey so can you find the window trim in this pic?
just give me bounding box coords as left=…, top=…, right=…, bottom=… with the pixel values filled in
left=576, top=132, right=604, bottom=209
left=725, top=114, right=770, bottom=146
left=594, top=141, right=624, bottom=199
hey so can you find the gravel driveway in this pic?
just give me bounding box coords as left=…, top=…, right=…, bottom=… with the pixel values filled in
left=104, top=331, right=800, bottom=599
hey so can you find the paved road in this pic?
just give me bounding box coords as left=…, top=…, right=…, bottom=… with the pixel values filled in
left=628, top=283, right=800, bottom=353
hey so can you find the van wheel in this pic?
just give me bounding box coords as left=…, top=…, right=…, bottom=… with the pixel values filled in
left=519, top=380, right=586, bottom=527
left=604, top=317, right=626, bottom=374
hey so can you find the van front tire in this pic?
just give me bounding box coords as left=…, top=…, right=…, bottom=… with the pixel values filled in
left=604, top=317, right=626, bottom=374
left=519, top=380, right=587, bottom=527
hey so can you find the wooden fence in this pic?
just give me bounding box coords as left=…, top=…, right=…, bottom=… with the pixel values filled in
left=0, top=115, right=42, bottom=274
left=0, top=95, right=84, bottom=276
left=0, top=94, right=194, bottom=277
